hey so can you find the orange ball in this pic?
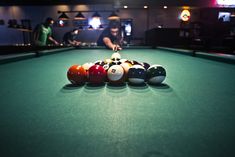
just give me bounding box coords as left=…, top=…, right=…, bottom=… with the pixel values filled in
left=67, top=65, right=86, bottom=85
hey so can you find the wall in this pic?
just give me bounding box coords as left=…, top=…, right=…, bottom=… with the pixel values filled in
left=0, top=5, right=114, bottom=45
left=0, top=6, right=24, bottom=45
left=148, top=6, right=201, bottom=29
left=0, top=5, right=200, bottom=45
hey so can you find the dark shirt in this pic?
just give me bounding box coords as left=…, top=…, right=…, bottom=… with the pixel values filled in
left=97, top=28, right=121, bottom=47
left=63, top=31, right=77, bottom=44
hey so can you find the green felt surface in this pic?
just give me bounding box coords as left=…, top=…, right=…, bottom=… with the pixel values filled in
left=0, top=49, right=235, bottom=157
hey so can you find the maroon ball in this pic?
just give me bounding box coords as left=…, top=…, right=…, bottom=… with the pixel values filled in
left=88, top=65, right=107, bottom=84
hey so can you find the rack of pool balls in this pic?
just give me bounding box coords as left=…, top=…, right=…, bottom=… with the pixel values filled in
left=67, top=52, right=166, bottom=85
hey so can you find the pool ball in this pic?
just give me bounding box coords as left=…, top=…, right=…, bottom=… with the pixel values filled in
left=111, top=52, right=121, bottom=60
left=104, top=58, right=112, bottom=64
left=111, top=60, right=122, bottom=65
left=81, top=42, right=86, bottom=46
left=82, top=62, right=94, bottom=81
left=107, top=65, right=125, bottom=84
left=120, top=58, right=127, bottom=63
left=67, top=65, right=86, bottom=85
left=120, top=62, right=132, bottom=74
left=88, top=65, right=107, bottom=84
left=103, top=63, right=111, bottom=71
left=120, top=62, right=132, bottom=81
left=126, top=60, right=141, bottom=66
left=94, top=60, right=105, bottom=66
left=140, top=62, right=150, bottom=70
left=102, top=63, right=112, bottom=82
left=147, top=64, right=166, bottom=84
left=125, top=60, right=132, bottom=64
left=82, top=62, right=94, bottom=72
left=128, top=65, right=146, bottom=84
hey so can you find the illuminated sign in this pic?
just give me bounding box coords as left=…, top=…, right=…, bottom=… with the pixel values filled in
left=217, top=0, right=235, bottom=6
left=180, top=10, right=191, bottom=22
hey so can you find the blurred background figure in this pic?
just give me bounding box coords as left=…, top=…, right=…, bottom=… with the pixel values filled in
left=33, top=17, right=59, bottom=46
left=97, top=20, right=123, bottom=51
left=63, top=29, right=81, bottom=46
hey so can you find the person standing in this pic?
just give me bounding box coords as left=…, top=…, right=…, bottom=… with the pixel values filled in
left=33, top=17, right=59, bottom=46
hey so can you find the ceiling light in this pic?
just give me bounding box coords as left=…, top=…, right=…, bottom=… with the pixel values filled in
left=99, top=24, right=104, bottom=30
left=88, top=25, right=93, bottom=30
left=92, top=12, right=101, bottom=19
left=108, top=12, right=120, bottom=20
left=58, top=12, right=69, bottom=20
left=74, top=12, right=86, bottom=20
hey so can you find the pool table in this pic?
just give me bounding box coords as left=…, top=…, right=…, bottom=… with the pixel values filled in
left=0, top=47, right=235, bottom=157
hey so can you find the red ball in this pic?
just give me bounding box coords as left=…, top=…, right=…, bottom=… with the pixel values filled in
left=88, top=65, right=107, bottom=84
left=67, top=65, right=86, bottom=85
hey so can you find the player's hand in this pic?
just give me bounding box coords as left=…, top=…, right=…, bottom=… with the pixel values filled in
left=113, top=45, right=122, bottom=52
left=54, top=41, right=60, bottom=45
left=76, top=41, right=81, bottom=46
